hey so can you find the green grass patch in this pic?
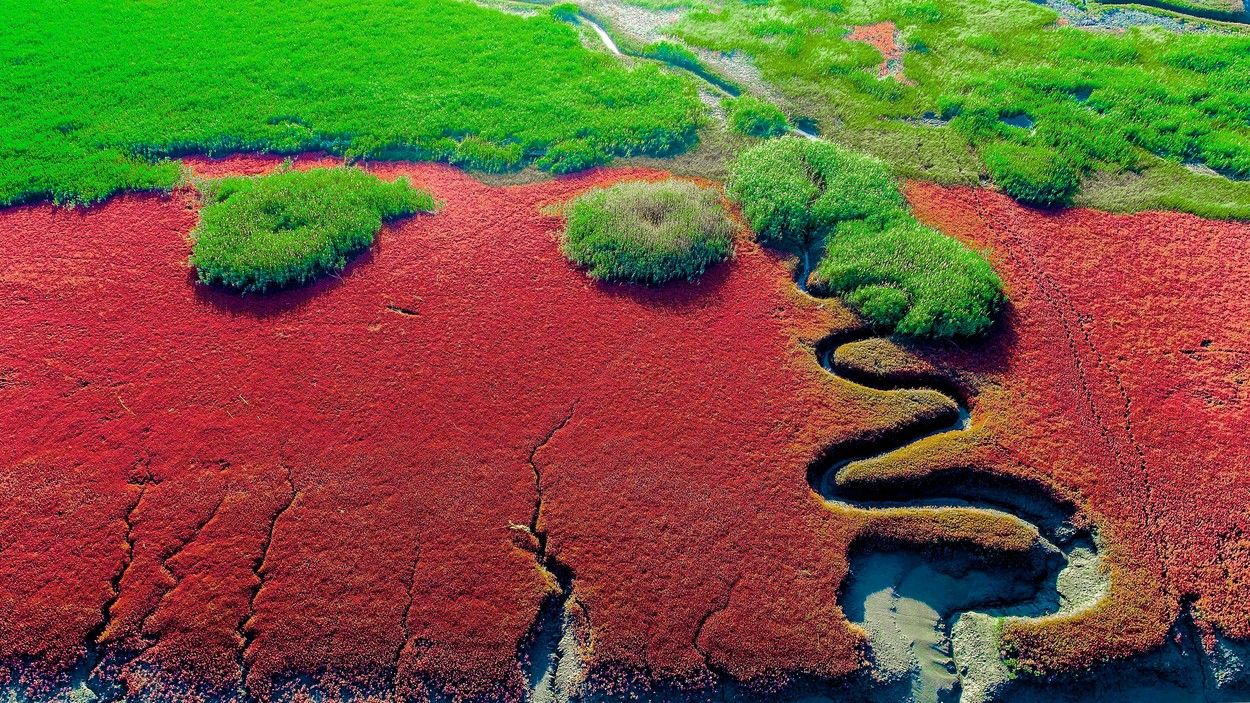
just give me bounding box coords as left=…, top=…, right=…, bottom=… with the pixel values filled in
left=190, top=167, right=435, bottom=292
left=673, top=0, right=1250, bottom=216
left=728, top=137, right=1001, bottom=338
left=562, top=179, right=736, bottom=284
left=640, top=40, right=745, bottom=95
left=982, top=142, right=1080, bottom=207
left=0, top=0, right=702, bottom=207
left=1078, top=159, right=1250, bottom=219
left=725, top=96, right=791, bottom=137
left=727, top=136, right=904, bottom=250
left=642, top=41, right=706, bottom=72
left=550, top=2, right=581, bottom=21
left=814, top=219, right=1003, bottom=337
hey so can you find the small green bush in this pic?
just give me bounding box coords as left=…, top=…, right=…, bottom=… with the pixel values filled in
left=725, top=96, right=790, bottom=138
left=727, top=137, right=1002, bottom=338
left=725, top=137, right=905, bottom=250
left=562, top=179, right=736, bottom=284
left=812, top=219, right=1003, bottom=338
left=191, top=167, right=435, bottom=292
left=982, top=143, right=1080, bottom=207
left=725, top=138, right=820, bottom=250
left=550, top=2, right=580, bottom=22
left=642, top=41, right=703, bottom=72
left=803, top=141, right=907, bottom=228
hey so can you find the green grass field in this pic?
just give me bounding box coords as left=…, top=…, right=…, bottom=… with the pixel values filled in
left=0, top=0, right=701, bottom=206
left=673, top=0, right=1250, bottom=214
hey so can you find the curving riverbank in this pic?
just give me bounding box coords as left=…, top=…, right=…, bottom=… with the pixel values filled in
left=789, top=247, right=1107, bottom=702
left=814, top=344, right=1104, bottom=700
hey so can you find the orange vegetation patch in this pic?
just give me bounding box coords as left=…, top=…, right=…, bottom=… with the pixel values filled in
left=846, top=21, right=909, bottom=82
left=900, top=182, right=1250, bottom=671
left=0, top=159, right=1038, bottom=701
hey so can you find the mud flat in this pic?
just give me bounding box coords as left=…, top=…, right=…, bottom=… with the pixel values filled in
left=970, top=619, right=1250, bottom=703
left=1031, top=0, right=1237, bottom=30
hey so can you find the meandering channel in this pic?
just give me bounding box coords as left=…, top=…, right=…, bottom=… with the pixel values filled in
left=793, top=253, right=1106, bottom=703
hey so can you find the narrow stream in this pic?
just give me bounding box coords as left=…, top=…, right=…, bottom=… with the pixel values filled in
left=583, top=17, right=622, bottom=55
left=811, top=333, right=1103, bottom=703
left=793, top=243, right=1106, bottom=703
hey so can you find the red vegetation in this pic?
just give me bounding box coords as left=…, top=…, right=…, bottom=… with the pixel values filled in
left=0, top=158, right=1031, bottom=701
left=846, top=22, right=909, bottom=82
left=6, top=159, right=1241, bottom=700
left=902, top=182, right=1250, bottom=670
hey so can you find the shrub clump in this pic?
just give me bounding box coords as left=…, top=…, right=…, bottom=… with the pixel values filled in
left=190, top=167, right=435, bottom=292
left=982, top=143, right=1080, bottom=207
left=815, top=219, right=1003, bottom=337
left=727, top=137, right=1002, bottom=338
left=642, top=41, right=704, bottom=72
left=726, top=136, right=902, bottom=251
left=549, top=2, right=580, bottom=22
left=562, top=179, right=736, bottom=284
left=725, top=96, right=790, bottom=138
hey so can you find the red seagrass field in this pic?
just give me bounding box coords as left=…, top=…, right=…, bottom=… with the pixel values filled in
left=891, top=184, right=1250, bottom=669
left=5, top=0, right=1250, bottom=701
left=3, top=154, right=1249, bottom=703
left=1, top=158, right=975, bottom=702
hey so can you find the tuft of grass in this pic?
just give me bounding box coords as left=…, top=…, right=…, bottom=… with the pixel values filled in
left=726, top=136, right=903, bottom=250
left=549, top=2, right=580, bottom=21
left=725, top=96, right=791, bottom=138
left=562, top=179, right=736, bottom=284
left=640, top=40, right=744, bottom=96
left=982, top=142, right=1080, bottom=207
left=190, top=167, right=435, bottom=292
left=814, top=219, right=1003, bottom=337
left=642, top=41, right=705, bottom=72
left=724, top=137, right=821, bottom=250
left=0, top=0, right=701, bottom=207
left=728, top=137, right=1002, bottom=338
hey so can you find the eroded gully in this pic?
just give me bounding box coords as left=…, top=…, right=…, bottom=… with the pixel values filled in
left=793, top=246, right=1107, bottom=703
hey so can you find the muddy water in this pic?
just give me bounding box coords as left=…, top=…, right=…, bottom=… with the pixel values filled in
left=809, top=322, right=1111, bottom=702
left=840, top=531, right=1108, bottom=703
left=843, top=552, right=1043, bottom=702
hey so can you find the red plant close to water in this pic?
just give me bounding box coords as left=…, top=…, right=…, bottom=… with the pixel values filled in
left=2, top=158, right=981, bottom=701
left=902, top=182, right=1250, bottom=670
left=2, top=158, right=1246, bottom=702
